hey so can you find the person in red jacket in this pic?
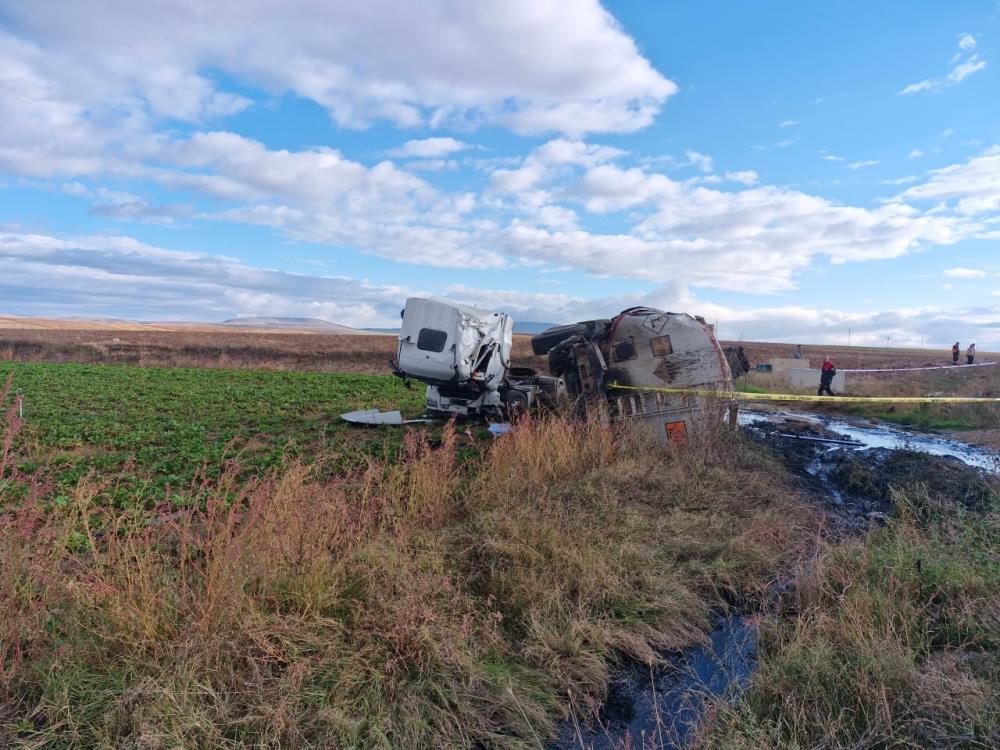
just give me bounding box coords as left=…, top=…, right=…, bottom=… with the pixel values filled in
left=818, top=357, right=837, bottom=396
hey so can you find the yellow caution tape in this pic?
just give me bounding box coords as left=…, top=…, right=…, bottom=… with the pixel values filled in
left=607, top=383, right=1000, bottom=404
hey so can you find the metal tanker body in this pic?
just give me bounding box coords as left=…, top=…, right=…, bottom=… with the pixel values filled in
left=531, top=307, right=734, bottom=442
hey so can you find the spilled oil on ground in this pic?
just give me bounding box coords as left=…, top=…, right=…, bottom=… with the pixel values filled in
left=552, top=615, right=757, bottom=750
left=552, top=410, right=998, bottom=750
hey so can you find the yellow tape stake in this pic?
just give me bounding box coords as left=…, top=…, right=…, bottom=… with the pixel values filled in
left=607, top=383, right=1000, bottom=404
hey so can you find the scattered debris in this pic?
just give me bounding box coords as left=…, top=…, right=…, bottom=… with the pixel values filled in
left=339, top=408, right=432, bottom=425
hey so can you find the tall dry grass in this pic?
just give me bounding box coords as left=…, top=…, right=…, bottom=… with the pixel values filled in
left=701, top=484, right=999, bottom=750
left=1, top=398, right=816, bottom=748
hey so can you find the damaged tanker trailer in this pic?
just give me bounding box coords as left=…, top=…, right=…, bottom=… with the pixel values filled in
left=531, top=307, right=735, bottom=443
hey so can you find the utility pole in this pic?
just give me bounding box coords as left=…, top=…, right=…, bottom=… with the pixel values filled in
left=848, top=328, right=851, bottom=347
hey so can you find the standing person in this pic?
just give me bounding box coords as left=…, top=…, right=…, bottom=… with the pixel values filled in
left=818, top=357, right=837, bottom=396
left=967, top=343, right=976, bottom=365
left=793, top=344, right=804, bottom=360
left=952, top=342, right=960, bottom=365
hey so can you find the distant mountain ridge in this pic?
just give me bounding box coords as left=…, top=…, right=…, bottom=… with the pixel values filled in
left=362, top=321, right=561, bottom=335
left=513, top=321, right=560, bottom=334
left=220, top=317, right=370, bottom=334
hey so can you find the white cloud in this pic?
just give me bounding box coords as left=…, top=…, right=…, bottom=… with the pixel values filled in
left=0, top=230, right=410, bottom=327
left=847, top=160, right=879, bottom=170
left=1, top=0, right=676, bottom=137
left=3, top=229, right=998, bottom=348
left=943, top=267, right=987, bottom=278
left=684, top=150, right=714, bottom=173
left=899, top=35, right=987, bottom=95
left=491, top=164, right=547, bottom=194
left=779, top=120, right=799, bottom=128
left=908, top=149, right=925, bottom=159
left=530, top=138, right=627, bottom=167
left=573, top=164, right=677, bottom=212
left=387, top=137, right=471, bottom=158
left=698, top=300, right=1000, bottom=349
left=724, top=170, right=759, bottom=186
left=821, top=153, right=844, bottom=162
left=882, top=175, right=919, bottom=185
left=899, top=145, right=1000, bottom=215
left=496, top=163, right=965, bottom=293
left=403, top=159, right=460, bottom=171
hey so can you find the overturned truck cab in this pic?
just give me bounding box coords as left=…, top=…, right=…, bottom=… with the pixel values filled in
left=392, top=297, right=561, bottom=419
left=532, top=307, right=735, bottom=443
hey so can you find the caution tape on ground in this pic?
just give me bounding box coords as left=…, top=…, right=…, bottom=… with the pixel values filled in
left=607, top=383, right=1000, bottom=404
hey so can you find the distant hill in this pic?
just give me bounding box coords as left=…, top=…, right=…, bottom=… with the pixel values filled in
left=363, top=321, right=560, bottom=335
left=220, top=317, right=369, bottom=334
left=513, top=321, right=560, bottom=334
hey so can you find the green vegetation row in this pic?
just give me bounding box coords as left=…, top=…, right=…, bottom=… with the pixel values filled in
left=0, top=361, right=425, bottom=506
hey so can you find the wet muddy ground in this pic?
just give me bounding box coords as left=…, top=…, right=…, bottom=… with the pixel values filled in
left=551, top=410, right=998, bottom=750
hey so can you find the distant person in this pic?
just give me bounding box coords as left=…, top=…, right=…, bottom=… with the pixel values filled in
left=818, top=357, right=837, bottom=396
left=793, top=344, right=804, bottom=360
left=967, top=343, right=976, bottom=365
left=952, top=341, right=960, bottom=365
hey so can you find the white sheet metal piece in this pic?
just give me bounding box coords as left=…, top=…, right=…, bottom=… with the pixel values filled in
left=340, top=408, right=404, bottom=425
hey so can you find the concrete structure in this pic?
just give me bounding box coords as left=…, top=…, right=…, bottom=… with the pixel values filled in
left=766, top=357, right=808, bottom=374
left=787, top=368, right=846, bottom=393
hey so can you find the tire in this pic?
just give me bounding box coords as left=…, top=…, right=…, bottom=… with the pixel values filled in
left=501, top=388, right=529, bottom=418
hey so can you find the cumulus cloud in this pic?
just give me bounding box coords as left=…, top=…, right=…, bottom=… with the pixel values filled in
left=387, top=137, right=471, bottom=158
left=684, top=150, right=714, bottom=173
left=3, top=229, right=997, bottom=347
left=700, top=301, right=1000, bottom=348
left=724, top=170, right=759, bottom=186
left=899, top=145, right=1000, bottom=216
left=1, top=0, right=675, bottom=137
left=0, top=230, right=410, bottom=327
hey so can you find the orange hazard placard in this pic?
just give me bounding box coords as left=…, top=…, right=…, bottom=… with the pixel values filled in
left=665, top=420, right=688, bottom=444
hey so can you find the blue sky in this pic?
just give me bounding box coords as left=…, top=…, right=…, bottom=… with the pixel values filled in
left=1, top=0, right=998, bottom=346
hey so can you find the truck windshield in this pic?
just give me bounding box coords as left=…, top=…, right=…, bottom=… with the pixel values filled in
left=417, top=328, right=448, bottom=352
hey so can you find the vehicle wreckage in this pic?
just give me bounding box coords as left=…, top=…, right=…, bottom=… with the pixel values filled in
left=342, top=297, right=735, bottom=442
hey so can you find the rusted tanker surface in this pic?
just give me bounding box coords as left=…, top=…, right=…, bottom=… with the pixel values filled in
left=532, top=307, right=734, bottom=442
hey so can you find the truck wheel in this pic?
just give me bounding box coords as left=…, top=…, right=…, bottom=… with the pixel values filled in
left=501, top=389, right=529, bottom=418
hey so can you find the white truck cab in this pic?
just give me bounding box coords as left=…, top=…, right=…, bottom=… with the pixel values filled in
left=396, top=297, right=512, bottom=386
left=394, top=297, right=558, bottom=418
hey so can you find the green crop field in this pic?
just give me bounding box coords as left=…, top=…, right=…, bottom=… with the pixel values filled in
left=0, top=361, right=425, bottom=507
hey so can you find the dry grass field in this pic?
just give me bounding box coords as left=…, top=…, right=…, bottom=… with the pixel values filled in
left=0, top=317, right=548, bottom=373
left=3, top=316, right=993, bottom=375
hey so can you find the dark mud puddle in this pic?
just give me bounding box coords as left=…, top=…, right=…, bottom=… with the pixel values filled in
left=551, top=615, right=756, bottom=750
left=552, top=411, right=997, bottom=749
left=741, top=409, right=999, bottom=472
